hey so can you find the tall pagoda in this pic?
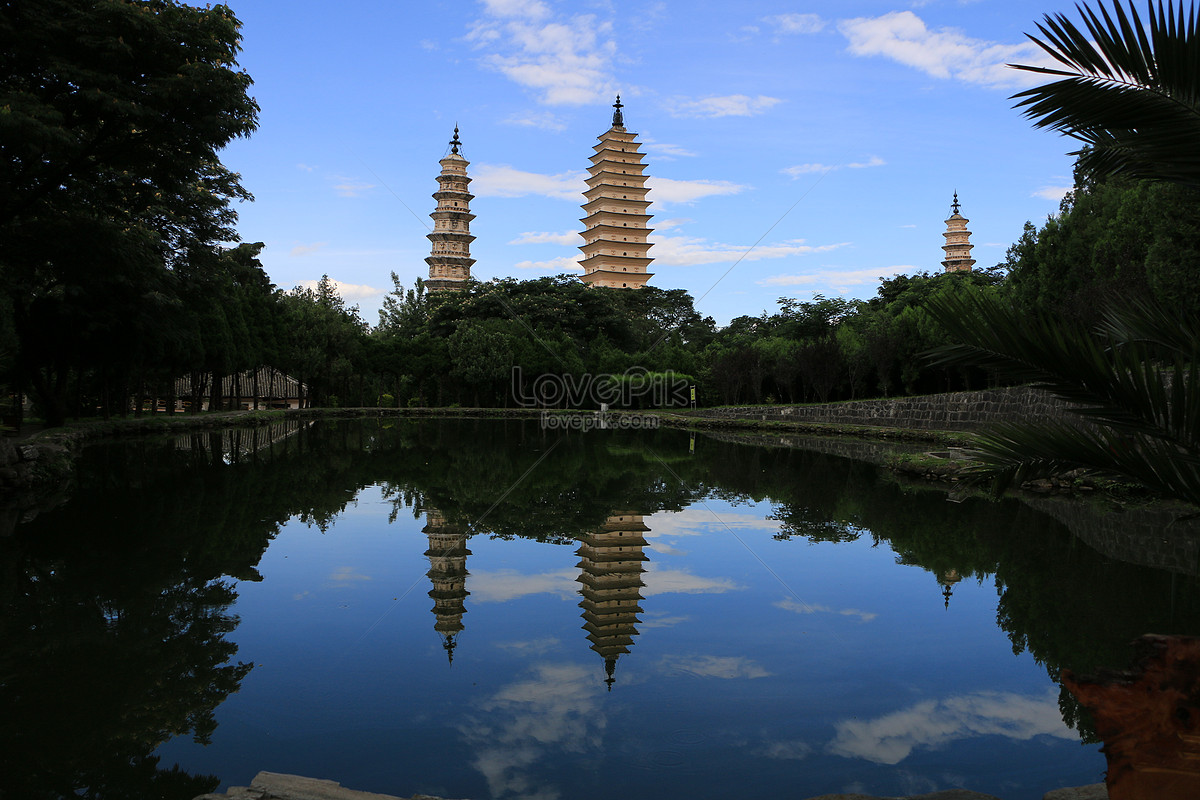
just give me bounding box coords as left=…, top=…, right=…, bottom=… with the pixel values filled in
left=425, top=127, right=475, bottom=291
left=941, top=192, right=976, bottom=273
left=579, top=96, right=654, bottom=289
left=576, top=511, right=650, bottom=690
left=422, top=507, right=471, bottom=664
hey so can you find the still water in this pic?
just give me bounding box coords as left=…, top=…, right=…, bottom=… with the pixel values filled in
left=5, top=417, right=1200, bottom=799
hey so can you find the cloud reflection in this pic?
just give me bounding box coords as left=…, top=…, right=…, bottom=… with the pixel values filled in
left=775, top=597, right=877, bottom=623
left=461, top=663, right=604, bottom=800
left=646, top=508, right=782, bottom=539
left=659, top=655, right=771, bottom=679
left=641, top=563, right=741, bottom=597
left=468, top=568, right=578, bottom=602
left=829, top=689, right=1075, bottom=765
left=327, top=566, right=371, bottom=585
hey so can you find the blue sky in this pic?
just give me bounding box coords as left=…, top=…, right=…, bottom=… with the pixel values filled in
left=220, top=0, right=1082, bottom=326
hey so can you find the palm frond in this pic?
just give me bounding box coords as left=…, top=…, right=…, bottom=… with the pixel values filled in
left=928, top=289, right=1200, bottom=443
left=958, top=419, right=1200, bottom=506
left=1009, top=1, right=1200, bottom=188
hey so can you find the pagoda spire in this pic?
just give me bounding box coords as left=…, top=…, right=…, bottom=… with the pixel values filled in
left=425, top=128, right=475, bottom=291
left=941, top=192, right=975, bottom=273
left=579, top=100, right=655, bottom=289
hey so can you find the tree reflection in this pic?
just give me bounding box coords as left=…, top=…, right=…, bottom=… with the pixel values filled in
left=4, top=414, right=1200, bottom=797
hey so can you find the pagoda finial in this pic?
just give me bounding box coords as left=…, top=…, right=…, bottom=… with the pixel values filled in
left=951, top=190, right=960, bottom=215
left=612, top=94, right=624, bottom=127
left=450, top=125, right=461, bottom=155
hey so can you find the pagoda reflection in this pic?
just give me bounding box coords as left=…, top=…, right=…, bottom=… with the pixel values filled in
left=422, top=507, right=471, bottom=665
left=576, top=511, right=649, bottom=690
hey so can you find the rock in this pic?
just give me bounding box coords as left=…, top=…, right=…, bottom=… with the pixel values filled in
left=1042, top=784, right=1108, bottom=799
left=194, top=771, right=468, bottom=800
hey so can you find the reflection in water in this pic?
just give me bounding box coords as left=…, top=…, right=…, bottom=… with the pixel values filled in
left=577, top=512, right=649, bottom=690
left=423, top=507, right=471, bottom=664
left=462, top=663, right=606, bottom=800
left=5, top=417, right=1200, bottom=798
left=828, top=689, right=1076, bottom=765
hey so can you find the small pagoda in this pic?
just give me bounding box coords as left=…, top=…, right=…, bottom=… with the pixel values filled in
left=941, top=192, right=976, bottom=273
left=579, top=96, right=654, bottom=289
left=425, top=127, right=475, bottom=291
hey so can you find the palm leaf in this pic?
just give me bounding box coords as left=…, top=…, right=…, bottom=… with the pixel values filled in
left=925, top=291, right=1200, bottom=505
left=1009, top=1, right=1200, bottom=188
left=959, top=418, right=1200, bottom=506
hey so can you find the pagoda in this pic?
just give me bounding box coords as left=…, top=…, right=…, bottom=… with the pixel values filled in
left=575, top=511, right=650, bottom=689
left=579, top=96, right=654, bottom=288
left=425, top=127, right=475, bottom=291
left=422, top=507, right=471, bottom=664
left=941, top=192, right=976, bottom=273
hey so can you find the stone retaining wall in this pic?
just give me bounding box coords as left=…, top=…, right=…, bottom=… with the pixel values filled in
left=698, top=386, right=1074, bottom=432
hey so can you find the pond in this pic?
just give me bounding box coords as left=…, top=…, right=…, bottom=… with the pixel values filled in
left=3, top=417, right=1199, bottom=800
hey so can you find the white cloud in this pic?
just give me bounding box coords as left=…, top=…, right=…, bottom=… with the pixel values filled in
left=468, top=568, right=578, bottom=602
left=838, top=11, right=1056, bottom=89
left=290, top=242, right=327, bottom=257
left=782, top=156, right=885, bottom=179
left=775, top=597, right=877, bottom=623
left=481, top=0, right=550, bottom=19
left=296, top=163, right=316, bottom=172
left=655, top=217, right=693, bottom=231
left=659, top=655, right=770, bottom=679
left=666, top=94, right=783, bottom=118
left=757, top=266, right=908, bottom=291
left=502, top=110, right=568, bottom=132
left=469, top=2, right=617, bottom=105
left=509, top=230, right=578, bottom=246
left=764, top=13, right=826, bottom=34
left=848, top=155, right=886, bottom=169
left=296, top=278, right=384, bottom=301
left=782, top=163, right=835, bottom=177
left=828, top=690, right=1076, bottom=765
left=513, top=255, right=583, bottom=271
left=646, top=177, right=746, bottom=204
left=1033, top=185, right=1072, bottom=201
left=641, top=138, right=698, bottom=159
left=331, top=178, right=375, bottom=198
left=650, top=234, right=848, bottom=267
left=473, top=164, right=587, bottom=200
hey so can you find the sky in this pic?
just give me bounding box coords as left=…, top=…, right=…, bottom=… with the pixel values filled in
left=218, top=0, right=1086, bottom=326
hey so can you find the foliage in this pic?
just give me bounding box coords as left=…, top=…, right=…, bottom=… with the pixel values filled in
left=928, top=291, right=1200, bottom=505
left=0, top=0, right=259, bottom=425
left=922, top=0, right=1200, bottom=506
left=1011, top=0, right=1200, bottom=188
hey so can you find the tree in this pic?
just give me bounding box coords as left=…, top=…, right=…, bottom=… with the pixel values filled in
left=927, top=0, right=1200, bottom=504
left=0, top=0, right=259, bottom=425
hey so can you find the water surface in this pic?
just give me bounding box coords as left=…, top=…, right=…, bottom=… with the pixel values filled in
left=5, top=418, right=1198, bottom=799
